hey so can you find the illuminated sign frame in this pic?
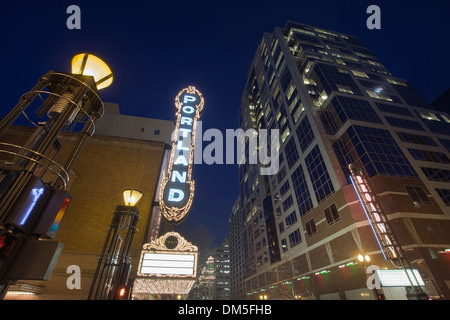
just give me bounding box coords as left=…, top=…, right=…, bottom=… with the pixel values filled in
left=134, top=232, right=199, bottom=295
left=136, top=232, right=199, bottom=279
left=159, top=86, right=204, bottom=224
left=348, top=164, right=401, bottom=261
left=139, top=252, right=196, bottom=276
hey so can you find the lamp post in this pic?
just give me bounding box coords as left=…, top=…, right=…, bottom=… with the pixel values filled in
left=0, top=53, right=112, bottom=298
left=88, top=189, right=143, bottom=300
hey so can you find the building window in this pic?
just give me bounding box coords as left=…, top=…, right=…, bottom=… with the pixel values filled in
left=351, top=70, right=369, bottom=78
left=285, top=137, right=299, bottom=169
left=363, top=59, right=384, bottom=68
left=281, top=239, right=288, bottom=252
left=279, top=222, right=285, bottom=234
left=331, top=52, right=359, bottom=62
left=305, top=219, right=317, bottom=238
left=397, top=132, right=436, bottom=146
left=385, top=116, right=425, bottom=131
left=421, top=167, right=450, bottom=182
left=276, top=207, right=282, bottom=217
left=311, top=62, right=362, bottom=97
left=277, top=166, right=287, bottom=184
left=436, top=189, right=450, bottom=206
left=418, top=111, right=440, bottom=121
left=282, top=195, right=294, bottom=212
left=285, top=211, right=298, bottom=227
left=366, top=89, right=393, bottom=102
left=408, top=148, right=450, bottom=164
left=386, top=78, right=407, bottom=86
left=287, top=88, right=301, bottom=116
left=342, top=126, right=417, bottom=177
left=419, top=113, right=450, bottom=136
left=439, top=138, right=450, bottom=152
left=404, top=186, right=431, bottom=205
left=440, top=114, right=450, bottom=124
left=337, top=84, right=354, bottom=94
left=330, top=96, right=382, bottom=127
left=305, top=145, right=335, bottom=203
left=324, top=203, right=340, bottom=225
left=281, top=126, right=290, bottom=143
left=292, top=164, right=314, bottom=217
left=375, top=102, right=412, bottom=117
left=154, top=129, right=160, bottom=135
left=293, top=102, right=304, bottom=123
left=280, top=67, right=292, bottom=92
left=288, top=229, right=302, bottom=248
left=296, top=116, right=315, bottom=152
left=280, top=180, right=291, bottom=196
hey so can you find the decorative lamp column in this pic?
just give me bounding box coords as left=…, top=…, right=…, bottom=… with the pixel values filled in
left=88, top=189, right=142, bottom=300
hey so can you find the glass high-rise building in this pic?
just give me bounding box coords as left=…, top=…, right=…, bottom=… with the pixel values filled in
left=228, top=197, right=246, bottom=299
left=234, top=21, right=450, bottom=300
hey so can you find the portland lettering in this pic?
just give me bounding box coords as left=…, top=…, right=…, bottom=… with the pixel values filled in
left=159, top=86, right=204, bottom=224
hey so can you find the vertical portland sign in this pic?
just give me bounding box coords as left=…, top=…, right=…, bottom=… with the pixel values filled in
left=159, top=86, right=204, bottom=224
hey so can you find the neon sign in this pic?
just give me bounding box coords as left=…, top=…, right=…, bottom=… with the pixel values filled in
left=348, top=164, right=400, bottom=261
left=159, top=86, right=204, bottom=223
left=19, top=187, right=45, bottom=225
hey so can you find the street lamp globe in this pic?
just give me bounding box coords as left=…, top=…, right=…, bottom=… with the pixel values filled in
left=71, top=53, right=113, bottom=90
left=358, top=254, right=371, bottom=263
left=123, top=189, right=143, bottom=207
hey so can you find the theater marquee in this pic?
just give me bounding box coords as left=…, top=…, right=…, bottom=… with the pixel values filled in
left=159, top=86, right=204, bottom=224
left=133, top=232, right=199, bottom=295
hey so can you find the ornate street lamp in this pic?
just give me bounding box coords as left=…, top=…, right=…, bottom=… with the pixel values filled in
left=71, top=53, right=114, bottom=90
left=88, top=189, right=143, bottom=300
left=0, top=52, right=112, bottom=298
left=123, top=189, right=143, bottom=207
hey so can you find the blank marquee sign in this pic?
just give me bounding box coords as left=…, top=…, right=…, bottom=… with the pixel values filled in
left=375, top=269, right=425, bottom=287
left=133, top=232, right=199, bottom=295
left=140, top=253, right=195, bottom=276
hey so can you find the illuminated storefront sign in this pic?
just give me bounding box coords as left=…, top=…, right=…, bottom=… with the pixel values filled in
left=348, top=164, right=399, bottom=260
left=159, top=86, right=204, bottom=224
